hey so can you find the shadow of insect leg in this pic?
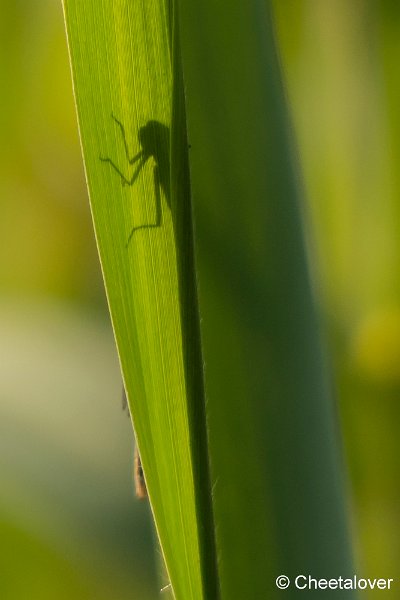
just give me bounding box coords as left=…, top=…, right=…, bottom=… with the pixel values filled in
left=100, top=155, right=147, bottom=187
left=111, top=113, right=143, bottom=165
left=152, top=164, right=162, bottom=229
left=126, top=164, right=163, bottom=247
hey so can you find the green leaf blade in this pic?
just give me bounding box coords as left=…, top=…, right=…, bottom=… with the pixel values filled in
left=62, top=2, right=207, bottom=598
left=63, top=0, right=357, bottom=598
left=178, top=1, right=357, bottom=598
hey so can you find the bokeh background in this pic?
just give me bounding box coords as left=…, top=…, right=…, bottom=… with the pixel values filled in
left=0, top=1, right=399, bottom=598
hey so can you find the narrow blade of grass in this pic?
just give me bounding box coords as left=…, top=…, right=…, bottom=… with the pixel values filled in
left=62, top=2, right=213, bottom=599
left=177, top=1, right=357, bottom=598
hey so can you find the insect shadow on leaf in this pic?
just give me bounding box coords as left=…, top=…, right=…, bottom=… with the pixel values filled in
left=100, top=114, right=170, bottom=247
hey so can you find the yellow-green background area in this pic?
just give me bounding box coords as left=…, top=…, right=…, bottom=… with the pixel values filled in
left=0, top=1, right=399, bottom=598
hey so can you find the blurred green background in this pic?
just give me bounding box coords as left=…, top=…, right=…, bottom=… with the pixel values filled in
left=0, top=1, right=399, bottom=598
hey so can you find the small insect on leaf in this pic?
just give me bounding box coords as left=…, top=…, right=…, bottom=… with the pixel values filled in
left=134, top=444, right=148, bottom=499
left=122, top=387, right=148, bottom=499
